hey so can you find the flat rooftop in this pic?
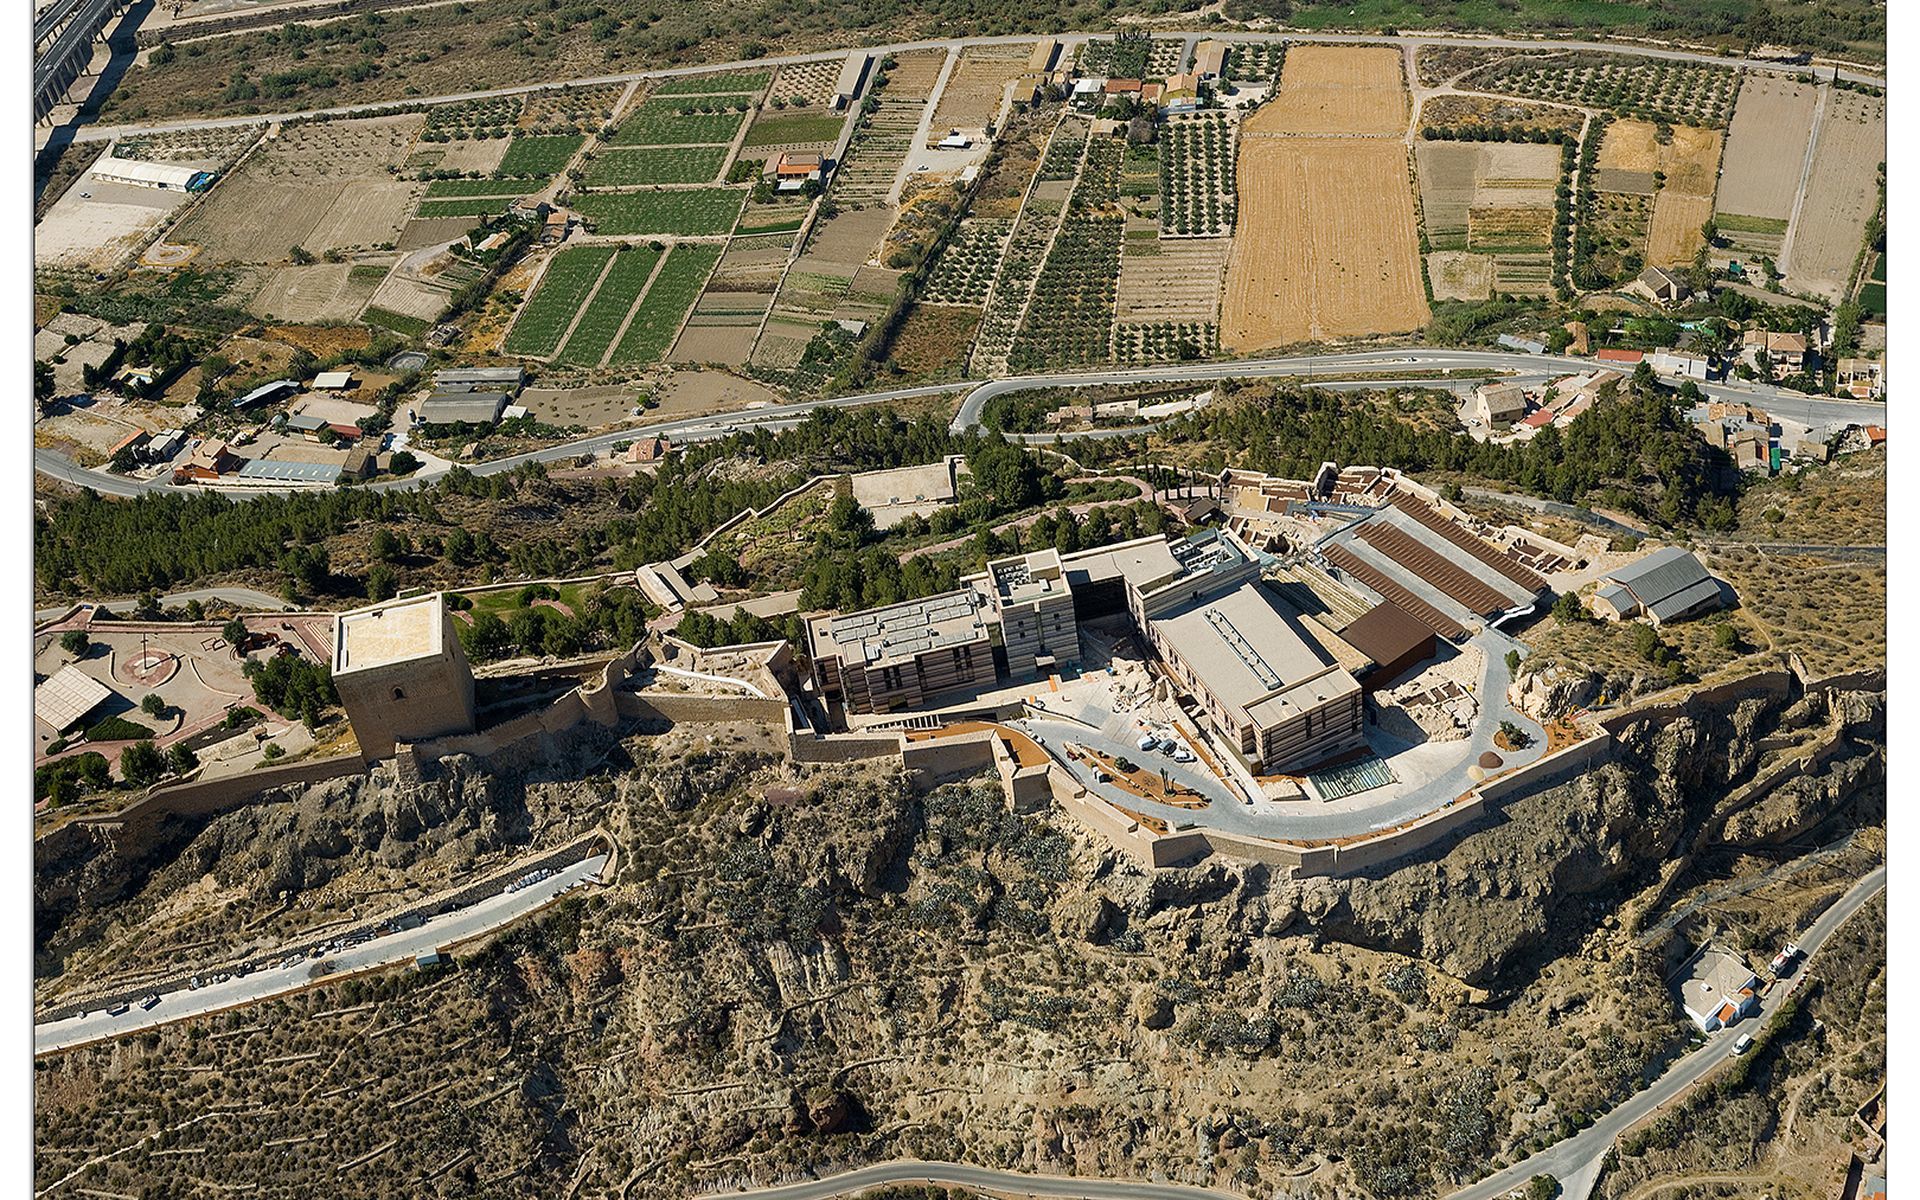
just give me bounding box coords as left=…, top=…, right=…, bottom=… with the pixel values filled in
left=811, top=588, right=991, bottom=668
left=334, top=593, right=447, bottom=675
left=848, top=458, right=959, bottom=510
left=1150, top=580, right=1358, bottom=725
left=1059, top=534, right=1183, bottom=591
left=988, top=547, right=1071, bottom=606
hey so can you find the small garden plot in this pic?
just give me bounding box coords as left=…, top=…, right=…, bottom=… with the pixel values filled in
left=771, top=60, right=840, bottom=108
left=1467, top=205, right=1555, bottom=253
left=1008, top=217, right=1123, bottom=370
left=1071, top=137, right=1124, bottom=213
left=416, top=196, right=521, bottom=218
left=1159, top=114, right=1236, bottom=237
left=742, top=109, right=845, bottom=149
left=554, top=244, right=664, bottom=367
left=930, top=46, right=1028, bottom=137
left=921, top=219, right=1012, bottom=305
left=1426, top=250, right=1494, bottom=301
left=521, top=83, right=625, bottom=132
left=1228, top=42, right=1286, bottom=85
left=889, top=305, right=981, bottom=379
left=503, top=245, right=615, bottom=357
left=499, top=134, right=585, bottom=177
left=1112, top=321, right=1217, bottom=364
left=1586, top=191, right=1654, bottom=278
left=613, top=243, right=722, bottom=365
left=1470, top=54, right=1739, bottom=128
left=1038, top=119, right=1091, bottom=181
left=1116, top=234, right=1227, bottom=323
left=1145, top=37, right=1186, bottom=78
left=1078, top=32, right=1152, bottom=79
left=607, top=101, right=748, bottom=146
left=423, top=96, right=525, bottom=141
left=571, top=188, right=745, bottom=237
left=582, top=145, right=730, bottom=187
left=657, top=71, right=770, bottom=96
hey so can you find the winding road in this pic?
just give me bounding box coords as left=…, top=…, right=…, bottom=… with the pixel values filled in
left=38, top=349, right=1884, bottom=500
left=694, top=1160, right=1241, bottom=1200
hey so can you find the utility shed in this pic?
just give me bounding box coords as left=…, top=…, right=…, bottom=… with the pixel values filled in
left=430, top=366, right=525, bottom=393
left=1590, top=546, right=1723, bottom=625
left=234, top=379, right=300, bottom=409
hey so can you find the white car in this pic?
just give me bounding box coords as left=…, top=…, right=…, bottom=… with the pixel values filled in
left=1733, top=1033, right=1754, bottom=1055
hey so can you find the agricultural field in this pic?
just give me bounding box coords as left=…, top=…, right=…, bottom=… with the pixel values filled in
left=554, top=244, right=665, bottom=367
left=172, top=114, right=423, bottom=264
left=889, top=305, right=980, bottom=378
left=502, top=245, right=616, bottom=357
left=741, top=109, right=846, bottom=150
left=1252, top=45, right=1407, bottom=135
left=1426, top=249, right=1495, bottom=301
left=1226, top=41, right=1286, bottom=85
left=614, top=243, right=723, bottom=365
left=920, top=219, right=1012, bottom=305
left=826, top=51, right=947, bottom=206
left=1112, top=320, right=1217, bottom=363
left=1416, top=141, right=1559, bottom=250
left=1418, top=93, right=1584, bottom=139
left=409, top=136, right=507, bottom=175
left=416, top=196, right=524, bottom=218
left=1159, top=113, right=1236, bottom=237
left=499, top=134, right=586, bottom=177
left=971, top=120, right=1079, bottom=375
left=423, top=178, right=551, bottom=199
left=606, top=100, right=748, bottom=147
left=929, top=44, right=1030, bottom=139
left=520, top=83, right=626, bottom=132
left=1008, top=139, right=1123, bottom=370
left=1116, top=233, right=1227, bottom=324
left=770, top=60, right=840, bottom=108
left=581, top=146, right=731, bottom=187
left=1224, top=48, right=1427, bottom=348
left=1467, top=54, right=1739, bottom=127
left=570, top=188, right=745, bottom=237
left=1586, top=190, right=1654, bottom=281
left=248, top=260, right=390, bottom=323
left=1586, top=117, right=1725, bottom=270
left=1714, top=74, right=1816, bottom=233
left=1077, top=34, right=1153, bottom=79
left=670, top=288, right=771, bottom=367
left=657, top=71, right=770, bottom=96
left=423, top=96, right=524, bottom=141
left=1785, top=89, right=1886, bottom=301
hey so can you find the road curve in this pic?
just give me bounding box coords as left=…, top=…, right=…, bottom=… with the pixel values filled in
left=38, top=350, right=1884, bottom=501
left=65, top=29, right=1883, bottom=144
left=1447, top=863, right=1886, bottom=1200
left=694, top=1159, right=1242, bottom=1200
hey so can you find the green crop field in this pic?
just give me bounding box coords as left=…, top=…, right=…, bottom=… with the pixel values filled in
left=656, top=71, right=769, bottom=95
left=582, top=146, right=731, bottom=187
left=741, top=110, right=845, bottom=148
left=503, top=245, right=615, bottom=357
left=611, top=243, right=722, bottom=365
left=554, top=245, right=665, bottom=367
left=363, top=307, right=431, bottom=336
left=1714, top=213, right=1791, bottom=235
left=500, top=135, right=585, bottom=176
left=572, top=188, right=745, bottom=236
left=607, top=103, right=747, bottom=146
left=417, top=196, right=518, bottom=218
left=424, top=177, right=547, bottom=198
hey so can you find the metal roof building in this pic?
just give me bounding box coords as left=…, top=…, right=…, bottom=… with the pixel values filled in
left=235, top=459, right=341, bottom=484
left=1591, top=546, right=1722, bottom=626
left=430, top=366, right=524, bottom=393
left=418, top=391, right=509, bottom=425
left=90, top=156, right=205, bottom=191
left=35, top=666, right=115, bottom=731
left=234, top=379, right=300, bottom=409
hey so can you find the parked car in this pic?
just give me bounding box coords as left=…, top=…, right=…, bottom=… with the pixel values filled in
left=108, top=1002, right=130, bottom=1016
left=1733, top=1033, right=1754, bottom=1055
left=140, top=995, right=160, bottom=1011
left=1137, top=733, right=1158, bottom=751
left=1172, top=748, right=1197, bottom=764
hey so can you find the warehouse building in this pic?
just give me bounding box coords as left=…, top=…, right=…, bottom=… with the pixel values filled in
left=418, top=391, right=510, bottom=426
left=90, top=156, right=216, bottom=192
left=431, top=366, right=525, bottom=393
left=832, top=52, right=871, bottom=109
left=1589, top=546, right=1723, bottom=625
left=332, top=593, right=477, bottom=761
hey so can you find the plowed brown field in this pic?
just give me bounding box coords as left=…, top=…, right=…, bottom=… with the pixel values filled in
left=1255, top=45, right=1407, bottom=135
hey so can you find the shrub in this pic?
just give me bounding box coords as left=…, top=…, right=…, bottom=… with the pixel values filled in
left=60, top=630, right=89, bottom=656
left=86, top=715, right=152, bottom=742
left=120, top=740, right=165, bottom=787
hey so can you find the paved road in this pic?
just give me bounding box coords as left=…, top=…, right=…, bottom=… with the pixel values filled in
left=1448, top=862, right=1886, bottom=1200
left=33, top=852, right=609, bottom=1055
left=63, top=28, right=1883, bottom=144
left=35, top=586, right=297, bottom=623
left=40, top=351, right=1883, bottom=501
left=695, top=1159, right=1242, bottom=1200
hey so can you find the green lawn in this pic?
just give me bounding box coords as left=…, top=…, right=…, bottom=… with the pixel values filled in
left=465, top=580, right=593, bottom=620
left=741, top=109, right=845, bottom=148
left=610, top=243, right=722, bottom=365
left=607, top=103, right=747, bottom=147
left=503, top=245, right=615, bottom=357
left=656, top=71, right=769, bottom=96
left=554, top=244, right=665, bottom=367
left=500, top=134, right=586, bottom=176
left=571, top=188, right=745, bottom=237
left=581, top=145, right=731, bottom=187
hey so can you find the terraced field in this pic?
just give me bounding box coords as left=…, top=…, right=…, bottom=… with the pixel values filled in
left=571, top=189, right=745, bottom=237
left=499, top=135, right=585, bottom=177
left=656, top=71, right=770, bottom=96
left=502, top=244, right=615, bottom=357
left=606, top=102, right=747, bottom=147
left=553, top=244, right=664, bottom=367
left=581, top=146, right=731, bottom=187
left=920, top=219, right=1012, bottom=306
left=615, top=243, right=724, bottom=365
left=1159, top=113, right=1236, bottom=238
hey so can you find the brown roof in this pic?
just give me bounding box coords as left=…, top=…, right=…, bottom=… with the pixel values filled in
left=1340, top=602, right=1437, bottom=669
left=1104, top=78, right=1143, bottom=94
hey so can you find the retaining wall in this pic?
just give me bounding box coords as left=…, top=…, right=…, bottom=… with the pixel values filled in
left=65, top=753, right=368, bottom=842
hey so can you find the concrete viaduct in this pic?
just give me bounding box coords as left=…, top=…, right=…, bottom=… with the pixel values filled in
left=36, top=0, right=131, bottom=123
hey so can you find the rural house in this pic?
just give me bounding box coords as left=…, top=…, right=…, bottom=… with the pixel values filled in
left=1627, top=265, right=1690, bottom=306
left=1741, top=330, right=1809, bottom=379
left=1589, top=546, right=1724, bottom=625
left=1469, top=382, right=1530, bottom=428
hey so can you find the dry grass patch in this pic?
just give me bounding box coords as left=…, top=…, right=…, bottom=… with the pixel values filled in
left=1785, top=90, right=1885, bottom=301
left=1257, top=45, right=1408, bottom=135
left=1427, top=250, right=1493, bottom=300
left=1716, top=74, right=1818, bottom=223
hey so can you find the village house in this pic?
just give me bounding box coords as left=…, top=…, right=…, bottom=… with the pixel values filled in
left=1741, top=329, right=1810, bottom=379
left=1627, top=265, right=1690, bottom=306
left=1836, top=356, right=1885, bottom=399
left=773, top=151, right=825, bottom=192
left=1469, top=381, right=1530, bottom=428
left=1647, top=348, right=1711, bottom=381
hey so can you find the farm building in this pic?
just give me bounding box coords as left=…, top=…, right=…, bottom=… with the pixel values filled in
left=234, top=459, right=342, bottom=485
left=312, top=370, right=355, bottom=390
left=108, top=429, right=150, bottom=461
left=174, top=439, right=242, bottom=482
left=34, top=665, right=115, bottom=734
left=332, top=592, right=477, bottom=761
left=624, top=435, right=672, bottom=464
left=234, top=379, right=301, bottom=410
left=418, top=392, right=510, bottom=426
left=1628, top=265, right=1690, bottom=306
left=90, top=156, right=216, bottom=192
left=1496, top=334, right=1547, bottom=355
left=431, top=366, right=525, bottom=394
left=832, top=52, right=872, bottom=109
left=1162, top=73, right=1198, bottom=102
left=146, top=429, right=187, bottom=461
left=1469, top=382, right=1530, bottom=427
left=1589, top=546, right=1723, bottom=625
left=773, top=151, right=825, bottom=191
left=1594, top=348, right=1644, bottom=367
left=1027, top=39, right=1059, bottom=72
left=1647, top=349, right=1711, bottom=380
left=1193, top=40, right=1229, bottom=83
left=341, top=446, right=378, bottom=480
